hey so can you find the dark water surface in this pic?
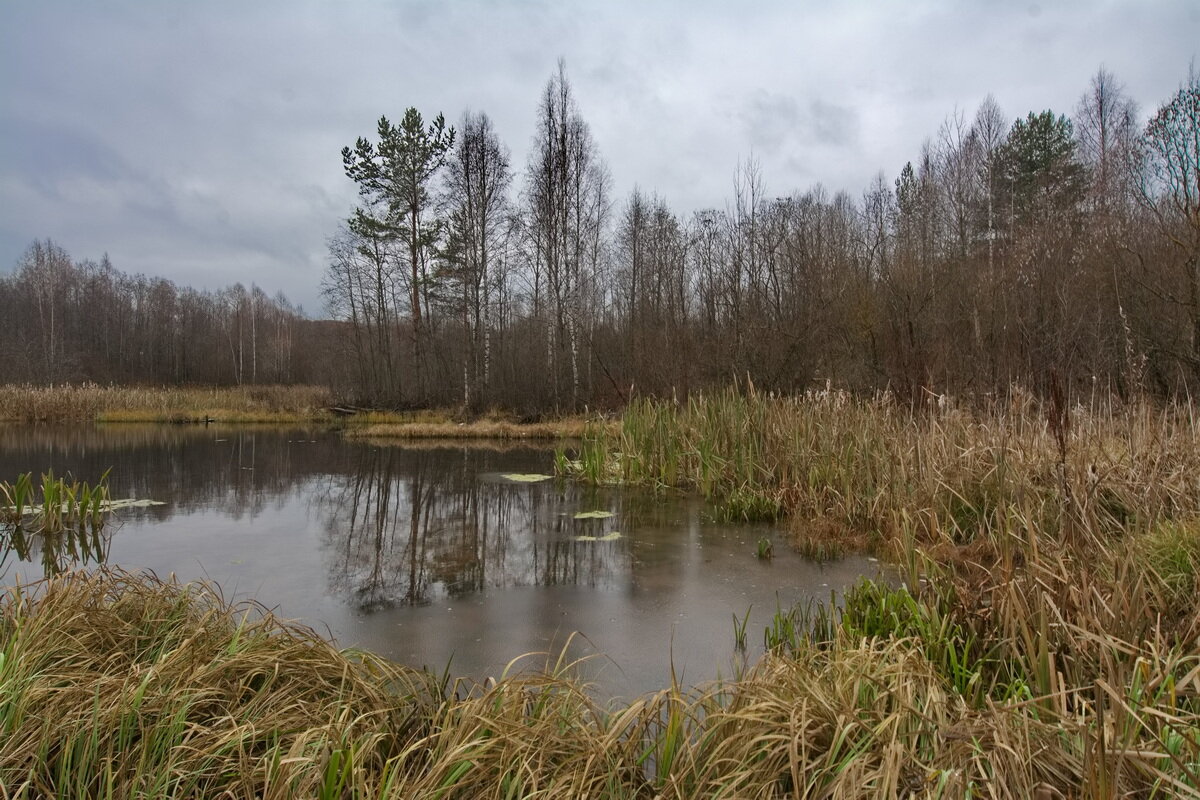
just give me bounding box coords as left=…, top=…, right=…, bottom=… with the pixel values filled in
left=0, top=424, right=880, bottom=697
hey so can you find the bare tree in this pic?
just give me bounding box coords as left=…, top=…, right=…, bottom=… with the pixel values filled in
left=1077, top=68, right=1140, bottom=216
left=444, top=111, right=513, bottom=410
left=525, top=60, right=609, bottom=409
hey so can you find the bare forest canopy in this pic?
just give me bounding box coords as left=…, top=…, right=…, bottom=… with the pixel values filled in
left=0, top=241, right=326, bottom=386
left=7, top=63, right=1200, bottom=411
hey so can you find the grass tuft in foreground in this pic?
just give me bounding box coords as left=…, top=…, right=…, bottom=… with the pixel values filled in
left=5, top=567, right=1200, bottom=797
left=0, top=570, right=442, bottom=798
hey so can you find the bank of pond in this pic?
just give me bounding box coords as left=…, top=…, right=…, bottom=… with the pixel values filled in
left=3, top=389, right=1200, bottom=796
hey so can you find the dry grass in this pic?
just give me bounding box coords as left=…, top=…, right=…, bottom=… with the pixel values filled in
left=554, top=385, right=1200, bottom=797
left=9, top=569, right=1197, bottom=798
left=8, top=387, right=1200, bottom=796
left=0, top=570, right=442, bottom=798
left=346, top=417, right=607, bottom=441
left=0, top=384, right=599, bottom=440
left=0, top=383, right=338, bottom=423
left=565, top=385, right=1200, bottom=538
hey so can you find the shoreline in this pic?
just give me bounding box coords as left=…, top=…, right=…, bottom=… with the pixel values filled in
left=0, top=383, right=600, bottom=437
left=0, top=568, right=1104, bottom=797
left=5, top=385, right=1200, bottom=794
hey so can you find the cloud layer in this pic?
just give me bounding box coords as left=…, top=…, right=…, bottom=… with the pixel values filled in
left=2, top=0, right=1196, bottom=313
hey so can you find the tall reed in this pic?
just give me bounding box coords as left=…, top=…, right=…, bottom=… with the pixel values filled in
left=564, top=385, right=1200, bottom=542
left=561, top=385, right=1200, bottom=796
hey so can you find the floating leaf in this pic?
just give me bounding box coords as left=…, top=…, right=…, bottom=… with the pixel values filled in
left=4, top=497, right=165, bottom=515
left=573, top=510, right=614, bottom=519
left=501, top=473, right=554, bottom=483
left=102, top=498, right=167, bottom=510
left=574, top=531, right=622, bottom=542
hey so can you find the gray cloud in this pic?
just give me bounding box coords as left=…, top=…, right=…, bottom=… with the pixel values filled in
left=739, top=91, right=860, bottom=155
left=1, top=0, right=1196, bottom=313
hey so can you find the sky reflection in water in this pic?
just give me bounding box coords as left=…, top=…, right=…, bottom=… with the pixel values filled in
left=0, top=425, right=880, bottom=696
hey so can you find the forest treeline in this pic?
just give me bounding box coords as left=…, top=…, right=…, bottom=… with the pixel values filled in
left=6, top=63, right=1200, bottom=411
left=0, top=242, right=326, bottom=386
left=325, top=62, right=1200, bottom=409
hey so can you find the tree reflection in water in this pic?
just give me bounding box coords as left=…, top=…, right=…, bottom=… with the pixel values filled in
left=0, top=427, right=633, bottom=610
left=315, top=446, right=626, bottom=611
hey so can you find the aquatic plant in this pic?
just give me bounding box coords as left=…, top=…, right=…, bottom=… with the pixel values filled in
left=0, top=472, right=32, bottom=524
left=754, top=535, right=773, bottom=559
left=1, top=470, right=110, bottom=534
left=731, top=606, right=751, bottom=650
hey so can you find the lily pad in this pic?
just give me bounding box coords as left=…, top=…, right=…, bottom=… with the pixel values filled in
left=573, top=510, right=614, bottom=519
left=102, top=498, right=167, bottom=510
left=501, top=473, right=554, bottom=483
left=574, top=531, right=622, bottom=542
left=3, top=498, right=166, bottom=515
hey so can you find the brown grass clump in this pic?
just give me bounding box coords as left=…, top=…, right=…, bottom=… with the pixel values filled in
left=0, top=383, right=337, bottom=423
left=677, top=639, right=1083, bottom=798
left=345, top=417, right=606, bottom=441
left=7, top=566, right=1200, bottom=798
left=0, top=570, right=440, bottom=798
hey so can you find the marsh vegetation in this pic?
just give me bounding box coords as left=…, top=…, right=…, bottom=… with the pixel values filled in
left=3, top=390, right=1200, bottom=796
left=3, top=54, right=1200, bottom=800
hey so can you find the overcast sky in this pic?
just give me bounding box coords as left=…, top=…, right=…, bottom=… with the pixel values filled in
left=2, top=1, right=1196, bottom=315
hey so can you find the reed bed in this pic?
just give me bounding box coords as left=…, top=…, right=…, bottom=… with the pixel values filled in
left=0, top=383, right=580, bottom=434
left=562, top=385, right=1200, bottom=538
left=8, top=569, right=1197, bottom=798
left=7, top=388, right=1200, bottom=796
left=346, top=417, right=607, bottom=441
left=0, top=383, right=338, bottom=423
left=555, top=384, right=1200, bottom=797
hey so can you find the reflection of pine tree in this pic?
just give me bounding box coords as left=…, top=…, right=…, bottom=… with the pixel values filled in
left=0, top=427, right=632, bottom=609
left=316, top=446, right=626, bottom=611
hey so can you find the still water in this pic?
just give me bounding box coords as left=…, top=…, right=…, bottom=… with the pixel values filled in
left=0, top=425, right=879, bottom=697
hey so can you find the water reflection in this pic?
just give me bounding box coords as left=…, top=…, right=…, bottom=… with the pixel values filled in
left=0, top=525, right=112, bottom=577
left=0, top=423, right=331, bottom=523
left=0, top=425, right=880, bottom=694
left=316, top=446, right=633, bottom=610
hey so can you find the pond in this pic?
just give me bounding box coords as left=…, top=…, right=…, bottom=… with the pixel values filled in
left=0, top=424, right=881, bottom=697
